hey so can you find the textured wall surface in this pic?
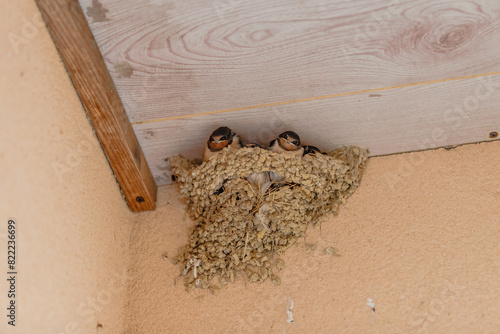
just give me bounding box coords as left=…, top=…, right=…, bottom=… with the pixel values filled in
left=2, top=1, right=500, bottom=334
left=127, top=141, right=500, bottom=333
left=0, top=0, right=134, bottom=333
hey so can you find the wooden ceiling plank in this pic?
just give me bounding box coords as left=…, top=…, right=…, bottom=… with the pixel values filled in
left=80, top=0, right=500, bottom=123
left=134, top=73, right=500, bottom=185
left=35, top=0, right=157, bottom=211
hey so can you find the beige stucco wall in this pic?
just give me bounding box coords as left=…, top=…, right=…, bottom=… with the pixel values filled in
left=1, top=1, right=134, bottom=333
left=127, top=141, right=500, bottom=334
left=2, top=1, right=500, bottom=334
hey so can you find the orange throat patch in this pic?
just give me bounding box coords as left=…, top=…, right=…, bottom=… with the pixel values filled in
left=209, top=140, right=230, bottom=151
left=279, top=137, right=297, bottom=151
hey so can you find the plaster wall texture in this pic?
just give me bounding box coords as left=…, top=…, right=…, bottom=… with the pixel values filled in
left=1, top=1, right=500, bottom=333
left=1, top=1, right=134, bottom=333
left=128, top=141, right=500, bottom=333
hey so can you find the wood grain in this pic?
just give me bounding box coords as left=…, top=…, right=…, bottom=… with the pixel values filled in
left=136, top=73, right=500, bottom=185
left=36, top=0, right=157, bottom=211
left=79, top=0, right=500, bottom=122
left=77, top=0, right=500, bottom=185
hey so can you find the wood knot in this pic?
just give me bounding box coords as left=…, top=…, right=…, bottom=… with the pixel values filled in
left=385, top=7, right=489, bottom=60
left=250, top=29, right=273, bottom=42
left=429, top=25, right=472, bottom=54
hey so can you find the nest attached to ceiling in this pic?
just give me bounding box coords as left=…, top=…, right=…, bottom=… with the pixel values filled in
left=169, top=145, right=368, bottom=293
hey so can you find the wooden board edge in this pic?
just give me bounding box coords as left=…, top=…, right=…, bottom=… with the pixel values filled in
left=35, top=0, right=157, bottom=212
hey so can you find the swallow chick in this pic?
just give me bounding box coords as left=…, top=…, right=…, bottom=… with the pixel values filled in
left=203, top=126, right=241, bottom=162
left=244, top=143, right=263, bottom=148
left=267, top=131, right=304, bottom=190
left=269, top=131, right=304, bottom=156
left=302, top=145, right=322, bottom=156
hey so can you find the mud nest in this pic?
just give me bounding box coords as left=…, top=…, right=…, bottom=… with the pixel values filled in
left=170, top=145, right=368, bottom=293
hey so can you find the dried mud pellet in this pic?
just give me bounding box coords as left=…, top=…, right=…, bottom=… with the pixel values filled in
left=275, top=258, right=285, bottom=271
left=304, top=243, right=317, bottom=251
left=209, top=285, right=221, bottom=296
left=271, top=274, right=281, bottom=285
left=259, top=267, right=269, bottom=280
left=169, top=146, right=367, bottom=291
left=324, top=247, right=341, bottom=256
left=249, top=273, right=260, bottom=283
left=195, top=278, right=210, bottom=289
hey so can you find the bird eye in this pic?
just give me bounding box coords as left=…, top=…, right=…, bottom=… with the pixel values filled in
left=220, top=136, right=227, bottom=140
left=293, top=141, right=298, bottom=145
left=283, top=134, right=288, bottom=139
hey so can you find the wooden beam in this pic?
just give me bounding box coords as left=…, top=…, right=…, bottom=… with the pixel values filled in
left=35, top=0, right=157, bottom=211
left=79, top=0, right=500, bottom=185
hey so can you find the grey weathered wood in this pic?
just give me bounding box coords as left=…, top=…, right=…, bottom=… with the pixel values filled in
left=77, top=0, right=500, bottom=185
left=135, top=73, right=500, bottom=185
left=80, top=0, right=500, bottom=121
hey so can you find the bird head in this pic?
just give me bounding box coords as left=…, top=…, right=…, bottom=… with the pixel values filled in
left=208, top=126, right=234, bottom=150
left=302, top=145, right=322, bottom=156
left=278, top=131, right=301, bottom=151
